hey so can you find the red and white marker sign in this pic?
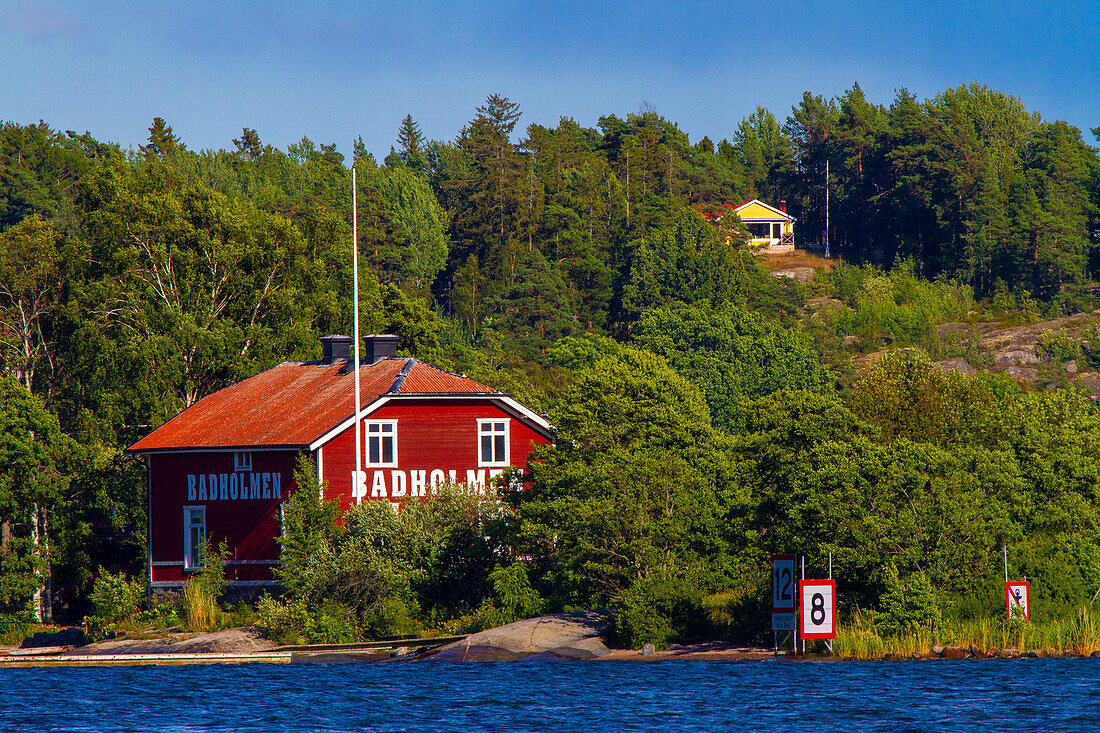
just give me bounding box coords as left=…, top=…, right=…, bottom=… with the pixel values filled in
left=1005, top=580, right=1029, bottom=620
left=799, top=579, right=836, bottom=639
left=771, top=554, right=797, bottom=631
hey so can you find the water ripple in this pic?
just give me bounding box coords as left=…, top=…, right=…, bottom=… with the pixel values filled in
left=2, top=659, right=1100, bottom=732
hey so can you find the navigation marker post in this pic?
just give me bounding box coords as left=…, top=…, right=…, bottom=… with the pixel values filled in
left=1003, top=545, right=1030, bottom=620
left=771, top=554, right=797, bottom=654
left=1006, top=580, right=1030, bottom=620
left=800, top=579, right=837, bottom=642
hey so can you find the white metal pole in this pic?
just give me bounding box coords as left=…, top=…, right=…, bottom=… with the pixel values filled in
left=1003, top=546, right=1008, bottom=583
left=800, top=556, right=805, bottom=656
left=824, top=159, right=830, bottom=259
left=827, top=552, right=834, bottom=655
left=352, top=167, right=362, bottom=504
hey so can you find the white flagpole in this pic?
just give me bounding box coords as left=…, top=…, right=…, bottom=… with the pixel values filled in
left=824, top=159, right=830, bottom=259
left=352, top=166, right=362, bottom=504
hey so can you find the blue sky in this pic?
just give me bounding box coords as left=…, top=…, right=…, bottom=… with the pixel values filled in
left=2, top=1, right=1097, bottom=158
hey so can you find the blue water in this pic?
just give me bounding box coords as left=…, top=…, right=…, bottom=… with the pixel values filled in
left=3, top=659, right=1098, bottom=732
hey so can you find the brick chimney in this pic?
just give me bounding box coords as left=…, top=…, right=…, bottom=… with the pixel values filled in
left=778, top=199, right=787, bottom=213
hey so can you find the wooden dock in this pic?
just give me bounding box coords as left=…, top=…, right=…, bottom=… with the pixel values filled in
left=0, top=634, right=465, bottom=667
left=0, top=651, right=293, bottom=668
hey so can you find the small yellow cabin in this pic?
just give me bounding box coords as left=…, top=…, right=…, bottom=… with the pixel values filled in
left=734, top=199, right=795, bottom=251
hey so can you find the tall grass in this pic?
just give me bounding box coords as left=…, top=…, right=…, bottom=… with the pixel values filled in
left=182, top=580, right=222, bottom=632
left=831, top=607, right=1100, bottom=659
left=182, top=539, right=228, bottom=632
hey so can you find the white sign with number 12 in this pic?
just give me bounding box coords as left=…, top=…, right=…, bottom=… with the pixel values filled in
left=771, top=555, right=796, bottom=611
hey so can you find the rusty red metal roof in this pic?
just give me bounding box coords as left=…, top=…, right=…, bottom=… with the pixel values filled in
left=127, top=358, right=500, bottom=452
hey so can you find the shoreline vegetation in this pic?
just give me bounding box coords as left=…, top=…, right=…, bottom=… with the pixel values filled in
left=5, top=608, right=1100, bottom=665
left=830, top=605, right=1100, bottom=660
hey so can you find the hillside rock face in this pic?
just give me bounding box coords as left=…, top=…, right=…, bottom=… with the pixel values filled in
left=425, top=611, right=611, bottom=662
left=878, top=310, right=1100, bottom=397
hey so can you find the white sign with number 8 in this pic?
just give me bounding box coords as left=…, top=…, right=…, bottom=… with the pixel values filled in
left=799, top=579, right=836, bottom=639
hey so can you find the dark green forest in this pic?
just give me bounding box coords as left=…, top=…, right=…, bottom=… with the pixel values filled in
left=3, top=82, right=1100, bottom=645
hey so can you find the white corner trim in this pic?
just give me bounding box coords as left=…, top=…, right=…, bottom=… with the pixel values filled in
left=733, top=199, right=793, bottom=220
left=308, top=396, right=392, bottom=451
left=309, top=394, right=553, bottom=451
left=496, top=395, right=553, bottom=434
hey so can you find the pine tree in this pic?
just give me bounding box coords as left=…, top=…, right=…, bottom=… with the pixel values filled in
left=396, top=114, right=426, bottom=172
left=232, top=128, right=263, bottom=161
left=144, top=117, right=180, bottom=160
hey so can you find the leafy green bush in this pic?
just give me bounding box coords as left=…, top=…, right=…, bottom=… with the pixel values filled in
left=256, top=594, right=310, bottom=645
left=367, top=597, right=421, bottom=639
left=85, top=570, right=146, bottom=640
left=875, top=566, right=941, bottom=637
left=612, top=568, right=710, bottom=649
left=819, top=261, right=975, bottom=353
left=89, top=570, right=145, bottom=624
left=133, top=603, right=181, bottom=628
left=633, top=302, right=830, bottom=432
left=266, top=456, right=510, bottom=642
left=0, top=610, right=35, bottom=646
left=488, top=562, right=544, bottom=625
left=256, top=594, right=361, bottom=645
left=1037, top=330, right=1084, bottom=365
left=438, top=600, right=500, bottom=636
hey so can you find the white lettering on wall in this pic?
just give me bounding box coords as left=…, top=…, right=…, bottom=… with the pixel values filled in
left=371, top=471, right=387, bottom=497
left=183, top=465, right=509, bottom=504
left=391, top=470, right=407, bottom=497
left=359, top=468, right=512, bottom=500
left=466, top=469, right=486, bottom=494
left=352, top=470, right=367, bottom=500
left=410, top=470, right=427, bottom=497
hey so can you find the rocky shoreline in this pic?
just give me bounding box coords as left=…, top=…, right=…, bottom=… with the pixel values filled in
left=5, top=616, right=1100, bottom=665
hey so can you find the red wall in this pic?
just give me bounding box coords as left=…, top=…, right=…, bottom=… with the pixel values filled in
left=148, top=450, right=298, bottom=585
left=320, top=399, right=549, bottom=512
left=146, top=399, right=550, bottom=586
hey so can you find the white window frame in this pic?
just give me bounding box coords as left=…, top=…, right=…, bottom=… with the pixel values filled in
left=234, top=451, right=252, bottom=471
left=183, top=506, right=206, bottom=570
left=366, top=420, right=399, bottom=467
left=477, top=418, right=510, bottom=468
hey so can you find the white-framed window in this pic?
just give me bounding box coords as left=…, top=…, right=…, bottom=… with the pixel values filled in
left=367, top=421, right=398, bottom=467
left=183, top=506, right=206, bottom=570
left=478, top=419, right=510, bottom=467
left=234, top=451, right=252, bottom=471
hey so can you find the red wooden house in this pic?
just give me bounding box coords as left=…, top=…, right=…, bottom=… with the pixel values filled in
left=126, top=335, right=553, bottom=590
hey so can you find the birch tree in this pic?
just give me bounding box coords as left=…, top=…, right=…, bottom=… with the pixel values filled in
left=0, top=375, right=74, bottom=623
left=0, top=214, right=62, bottom=395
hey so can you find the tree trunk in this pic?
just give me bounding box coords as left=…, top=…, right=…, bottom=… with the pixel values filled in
left=30, top=503, right=52, bottom=624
